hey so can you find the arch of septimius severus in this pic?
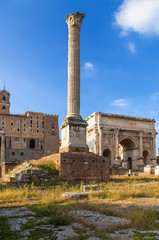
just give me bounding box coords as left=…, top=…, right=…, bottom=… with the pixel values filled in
left=86, top=112, right=157, bottom=170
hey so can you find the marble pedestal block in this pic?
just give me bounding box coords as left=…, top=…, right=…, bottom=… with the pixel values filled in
left=60, top=117, right=88, bottom=152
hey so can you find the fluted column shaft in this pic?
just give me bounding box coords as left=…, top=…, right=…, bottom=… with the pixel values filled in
left=139, top=132, right=143, bottom=157
left=66, top=11, right=85, bottom=118
left=114, top=129, right=119, bottom=158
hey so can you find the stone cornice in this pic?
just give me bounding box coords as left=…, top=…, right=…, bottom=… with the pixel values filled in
left=61, top=117, right=88, bottom=129
left=86, top=112, right=155, bottom=123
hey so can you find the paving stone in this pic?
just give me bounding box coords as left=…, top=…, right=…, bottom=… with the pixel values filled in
left=8, top=216, right=34, bottom=231
left=54, top=225, right=79, bottom=240
left=0, top=207, right=35, bottom=217
left=69, top=210, right=131, bottom=229
left=71, top=222, right=84, bottom=228
left=110, top=229, right=159, bottom=240
left=87, top=238, right=101, bottom=240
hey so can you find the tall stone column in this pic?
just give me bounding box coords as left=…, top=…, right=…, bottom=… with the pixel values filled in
left=113, top=129, right=120, bottom=165
left=66, top=11, right=85, bottom=118
left=60, top=11, right=88, bottom=153
left=153, top=136, right=156, bottom=158
left=139, top=132, right=143, bottom=157
left=114, top=129, right=119, bottom=158
left=99, top=127, right=103, bottom=156
left=150, top=132, right=157, bottom=165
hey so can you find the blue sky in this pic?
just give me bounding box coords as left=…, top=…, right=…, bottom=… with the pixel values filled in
left=0, top=0, right=159, bottom=150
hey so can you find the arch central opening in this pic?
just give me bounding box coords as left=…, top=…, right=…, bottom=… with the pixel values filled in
left=119, top=138, right=136, bottom=169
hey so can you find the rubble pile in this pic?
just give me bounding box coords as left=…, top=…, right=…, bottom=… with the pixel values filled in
left=11, top=168, right=53, bottom=184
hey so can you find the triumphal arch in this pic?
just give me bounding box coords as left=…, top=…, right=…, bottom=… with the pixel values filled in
left=86, top=112, right=157, bottom=170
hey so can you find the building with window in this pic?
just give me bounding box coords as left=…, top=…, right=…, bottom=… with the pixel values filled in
left=0, top=88, right=59, bottom=167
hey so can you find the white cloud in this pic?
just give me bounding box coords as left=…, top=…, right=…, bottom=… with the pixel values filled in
left=84, top=62, right=94, bottom=70
left=150, top=92, right=159, bottom=100
left=111, top=99, right=129, bottom=107
left=127, top=42, right=136, bottom=53
left=115, top=0, right=159, bottom=36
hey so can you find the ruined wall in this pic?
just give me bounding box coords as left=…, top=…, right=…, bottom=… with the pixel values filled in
left=59, top=152, right=110, bottom=181
left=1, top=162, right=18, bottom=178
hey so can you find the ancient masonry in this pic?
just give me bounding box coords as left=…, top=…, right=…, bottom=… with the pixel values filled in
left=53, top=11, right=109, bottom=181
left=0, top=88, right=59, bottom=176
left=86, top=112, right=157, bottom=170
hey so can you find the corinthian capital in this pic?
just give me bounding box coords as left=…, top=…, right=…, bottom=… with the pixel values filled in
left=66, top=11, right=86, bottom=30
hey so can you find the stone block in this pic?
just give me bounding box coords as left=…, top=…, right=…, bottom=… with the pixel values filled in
left=155, top=166, right=159, bottom=175
left=31, top=169, right=43, bottom=175
left=92, top=185, right=100, bottom=191
left=144, top=165, right=155, bottom=175
left=62, top=191, right=88, bottom=199
left=83, top=185, right=91, bottom=192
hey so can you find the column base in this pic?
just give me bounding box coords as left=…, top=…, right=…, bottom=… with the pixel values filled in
left=61, top=116, right=88, bottom=153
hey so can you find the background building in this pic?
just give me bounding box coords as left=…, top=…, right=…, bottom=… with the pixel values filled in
left=0, top=88, right=59, bottom=166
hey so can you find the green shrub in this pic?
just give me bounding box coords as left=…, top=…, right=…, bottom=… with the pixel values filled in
left=39, top=163, right=59, bottom=179
left=125, top=207, right=158, bottom=230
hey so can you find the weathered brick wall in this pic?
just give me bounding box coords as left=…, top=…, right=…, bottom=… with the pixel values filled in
left=60, top=146, right=89, bottom=153
left=110, top=166, right=126, bottom=175
left=58, top=152, right=110, bottom=181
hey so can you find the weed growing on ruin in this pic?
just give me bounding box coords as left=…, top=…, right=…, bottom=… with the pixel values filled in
left=0, top=216, right=21, bottom=240
left=38, top=162, right=59, bottom=179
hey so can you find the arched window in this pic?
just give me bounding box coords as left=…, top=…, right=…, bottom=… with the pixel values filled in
left=30, top=139, right=35, bottom=149
left=3, top=96, right=6, bottom=102
left=2, top=106, right=6, bottom=111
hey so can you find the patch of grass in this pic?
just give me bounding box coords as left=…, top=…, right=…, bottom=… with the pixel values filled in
left=38, top=162, right=59, bottom=179
left=0, top=216, right=21, bottom=240
left=93, top=230, right=111, bottom=240
left=48, top=214, right=71, bottom=226
left=125, top=207, right=159, bottom=230
left=74, top=228, right=87, bottom=235
left=21, top=218, right=36, bottom=231
left=134, top=231, right=158, bottom=240
left=27, top=228, right=57, bottom=240
left=29, top=203, right=69, bottom=217
left=71, top=201, right=123, bottom=218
